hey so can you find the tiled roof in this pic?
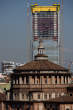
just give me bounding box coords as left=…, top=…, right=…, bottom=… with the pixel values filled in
left=14, top=60, right=67, bottom=71
left=49, top=96, right=73, bottom=103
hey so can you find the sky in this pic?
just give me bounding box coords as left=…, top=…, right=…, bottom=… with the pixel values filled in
left=0, top=0, right=73, bottom=70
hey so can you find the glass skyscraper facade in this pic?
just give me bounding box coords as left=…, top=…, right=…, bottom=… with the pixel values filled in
left=31, top=4, right=61, bottom=64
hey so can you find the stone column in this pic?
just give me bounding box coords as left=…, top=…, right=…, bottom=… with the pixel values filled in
left=16, top=79, right=18, bottom=84
left=19, top=77, right=22, bottom=84
left=42, top=76, right=44, bottom=84
left=13, top=93, right=15, bottom=100
left=40, top=76, right=42, bottom=84
left=47, top=76, right=49, bottom=84
left=48, top=76, right=51, bottom=84
left=61, top=76, right=64, bottom=84
left=68, top=76, right=71, bottom=84
left=8, top=105, right=12, bottom=110
left=57, top=76, right=60, bottom=84
left=19, top=92, right=22, bottom=100
left=52, top=76, right=55, bottom=84
left=42, top=93, right=44, bottom=100
left=66, top=76, right=68, bottom=84
left=6, top=104, right=8, bottom=110
left=32, top=76, right=35, bottom=84
left=65, top=76, right=67, bottom=84
left=35, top=76, right=37, bottom=84
left=47, top=94, right=49, bottom=100
left=13, top=80, right=15, bottom=84
left=24, top=77, right=26, bottom=84
left=29, top=76, right=32, bottom=84
left=7, top=92, right=10, bottom=100
left=2, top=102, right=6, bottom=110
left=39, top=103, right=44, bottom=110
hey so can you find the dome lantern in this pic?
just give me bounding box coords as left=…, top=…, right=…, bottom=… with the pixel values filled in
left=35, top=40, right=48, bottom=60
left=38, top=40, right=45, bottom=55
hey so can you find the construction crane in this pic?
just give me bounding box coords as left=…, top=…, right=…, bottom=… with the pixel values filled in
left=58, top=0, right=64, bottom=66
left=25, top=0, right=32, bottom=63
left=61, top=0, right=64, bottom=66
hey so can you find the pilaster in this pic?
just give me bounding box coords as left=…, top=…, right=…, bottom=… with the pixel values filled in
left=19, top=77, right=22, bottom=84
left=57, top=76, right=60, bottom=84
left=68, top=76, right=71, bottom=84
left=24, top=77, right=26, bottom=84
left=52, top=76, right=55, bottom=84
left=61, top=76, right=64, bottom=84
left=19, top=92, right=22, bottom=100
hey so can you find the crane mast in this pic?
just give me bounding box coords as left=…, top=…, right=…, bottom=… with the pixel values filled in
left=25, top=0, right=32, bottom=63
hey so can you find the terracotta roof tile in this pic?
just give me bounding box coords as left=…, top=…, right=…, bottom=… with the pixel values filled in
left=14, top=60, right=67, bottom=71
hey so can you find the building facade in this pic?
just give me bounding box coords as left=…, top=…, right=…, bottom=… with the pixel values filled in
left=3, top=42, right=73, bottom=110
left=31, top=4, right=61, bottom=65
left=1, top=61, right=23, bottom=75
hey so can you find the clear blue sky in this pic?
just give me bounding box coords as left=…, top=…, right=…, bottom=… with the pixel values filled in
left=0, top=0, right=73, bottom=66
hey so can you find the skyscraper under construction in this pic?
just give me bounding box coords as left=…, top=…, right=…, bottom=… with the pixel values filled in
left=31, top=3, right=62, bottom=65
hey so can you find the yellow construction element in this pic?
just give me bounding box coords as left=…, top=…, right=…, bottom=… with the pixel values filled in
left=31, top=4, right=60, bottom=13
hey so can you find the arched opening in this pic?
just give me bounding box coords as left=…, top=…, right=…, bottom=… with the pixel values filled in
left=66, top=109, right=70, bottom=110
left=17, top=108, right=19, bottom=110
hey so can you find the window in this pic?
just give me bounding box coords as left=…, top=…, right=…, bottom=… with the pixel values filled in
left=26, top=76, right=29, bottom=84
left=30, top=94, right=33, bottom=99
left=37, top=80, right=39, bottom=84
left=12, top=104, right=15, bottom=110
left=6, top=105, right=8, bottom=110
left=22, top=77, right=24, bottom=84
left=44, top=76, right=47, bottom=84
left=52, top=93, right=55, bottom=98
left=38, top=94, right=40, bottom=99
left=49, top=94, right=51, bottom=99
left=38, top=104, right=43, bottom=110
left=17, top=108, right=19, bottom=110
left=32, top=76, right=35, bottom=84
left=52, top=109, right=56, bottom=110
left=13, top=80, right=15, bottom=84
left=55, top=76, right=57, bottom=84
left=14, top=93, right=19, bottom=100
left=44, top=94, right=47, bottom=99
left=66, top=109, right=70, bottom=110
left=15, top=93, right=16, bottom=97
left=26, top=94, right=29, bottom=99
left=22, top=94, right=24, bottom=99
left=61, top=93, right=64, bottom=96
left=70, top=93, right=72, bottom=96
